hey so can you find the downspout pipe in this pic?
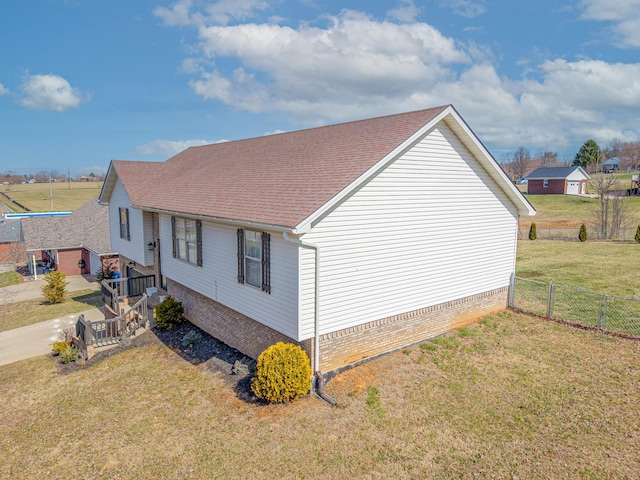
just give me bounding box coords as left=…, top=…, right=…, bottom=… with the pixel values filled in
left=282, top=232, right=336, bottom=405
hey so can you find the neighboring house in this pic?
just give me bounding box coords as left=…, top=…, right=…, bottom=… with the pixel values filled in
left=99, top=105, right=535, bottom=374
left=602, top=157, right=620, bottom=173
left=527, top=166, right=590, bottom=195
left=0, top=220, right=25, bottom=265
left=22, top=198, right=119, bottom=277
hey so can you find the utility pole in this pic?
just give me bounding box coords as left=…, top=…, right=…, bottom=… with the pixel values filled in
left=68, top=167, right=71, bottom=190
left=49, top=177, right=53, bottom=211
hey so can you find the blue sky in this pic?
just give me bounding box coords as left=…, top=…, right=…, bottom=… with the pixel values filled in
left=1, top=0, right=639, bottom=177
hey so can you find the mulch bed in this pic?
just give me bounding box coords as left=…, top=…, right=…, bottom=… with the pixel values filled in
left=55, top=320, right=258, bottom=401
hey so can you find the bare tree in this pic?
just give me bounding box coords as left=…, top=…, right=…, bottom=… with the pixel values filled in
left=540, top=151, right=558, bottom=167
left=592, top=175, right=629, bottom=240
left=501, top=147, right=531, bottom=180
left=620, top=141, right=640, bottom=171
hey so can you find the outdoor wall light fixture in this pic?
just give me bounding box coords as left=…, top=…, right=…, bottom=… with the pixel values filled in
left=147, top=241, right=156, bottom=251
left=77, top=258, right=86, bottom=269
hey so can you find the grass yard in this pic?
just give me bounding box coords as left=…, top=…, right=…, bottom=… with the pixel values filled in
left=0, top=271, right=21, bottom=288
left=0, top=182, right=103, bottom=212
left=0, top=310, right=638, bottom=479
left=516, top=240, right=639, bottom=298
left=0, top=289, right=102, bottom=333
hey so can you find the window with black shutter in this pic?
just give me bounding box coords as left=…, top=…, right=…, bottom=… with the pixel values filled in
left=237, top=229, right=270, bottom=293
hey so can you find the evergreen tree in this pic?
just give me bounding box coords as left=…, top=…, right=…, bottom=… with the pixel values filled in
left=573, top=139, right=600, bottom=168
left=579, top=223, right=588, bottom=242
left=635, top=225, right=640, bottom=244
left=41, top=270, right=69, bottom=304
left=528, top=222, right=537, bottom=240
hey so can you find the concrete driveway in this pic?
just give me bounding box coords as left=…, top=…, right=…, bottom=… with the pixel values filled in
left=0, top=307, right=105, bottom=366
left=0, top=274, right=103, bottom=366
left=0, top=274, right=99, bottom=305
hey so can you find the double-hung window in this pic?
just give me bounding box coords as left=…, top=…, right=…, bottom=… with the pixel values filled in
left=237, top=229, right=270, bottom=293
left=119, top=207, right=130, bottom=240
left=171, top=217, right=202, bottom=266
left=543, top=179, right=549, bottom=188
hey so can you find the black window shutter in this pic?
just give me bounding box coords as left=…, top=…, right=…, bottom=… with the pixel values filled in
left=262, top=232, right=270, bottom=294
left=237, top=229, right=244, bottom=284
left=196, top=220, right=203, bottom=267
left=125, top=208, right=130, bottom=240
left=171, top=216, right=176, bottom=258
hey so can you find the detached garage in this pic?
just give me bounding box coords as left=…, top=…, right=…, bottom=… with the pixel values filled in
left=527, top=166, right=590, bottom=195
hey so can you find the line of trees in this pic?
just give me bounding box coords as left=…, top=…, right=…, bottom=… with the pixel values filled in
left=573, top=139, right=640, bottom=172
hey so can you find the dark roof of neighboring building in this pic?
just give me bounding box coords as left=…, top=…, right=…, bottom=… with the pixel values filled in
left=527, top=166, right=589, bottom=179
left=0, top=221, right=22, bottom=243
left=22, top=198, right=114, bottom=254
left=101, top=105, right=536, bottom=228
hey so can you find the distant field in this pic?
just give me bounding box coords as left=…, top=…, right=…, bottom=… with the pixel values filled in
left=0, top=182, right=103, bottom=212
left=520, top=194, right=640, bottom=228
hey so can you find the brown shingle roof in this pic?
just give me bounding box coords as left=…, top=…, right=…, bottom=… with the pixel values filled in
left=22, top=198, right=113, bottom=254
left=112, top=106, right=450, bottom=228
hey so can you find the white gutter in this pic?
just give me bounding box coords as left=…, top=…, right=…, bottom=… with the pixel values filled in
left=282, top=232, right=321, bottom=374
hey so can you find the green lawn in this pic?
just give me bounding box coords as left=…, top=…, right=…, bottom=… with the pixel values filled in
left=1, top=311, right=638, bottom=479
left=0, top=182, right=103, bottom=212
left=0, top=289, right=103, bottom=333
left=516, top=240, right=639, bottom=298
left=0, top=271, right=21, bottom=288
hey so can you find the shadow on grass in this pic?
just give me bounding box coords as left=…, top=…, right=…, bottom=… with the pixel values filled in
left=71, top=290, right=103, bottom=308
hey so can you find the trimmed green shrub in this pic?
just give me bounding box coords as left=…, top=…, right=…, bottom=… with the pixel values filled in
left=635, top=225, right=640, bottom=244
left=579, top=223, right=588, bottom=242
left=41, top=270, right=69, bottom=304
left=154, top=296, right=184, bottom=330
left=528, top=222, right=537, bottom=241
left=60, top=347, right=80, bottom=364
left=181, top=329, right=203, bottom=348
left=251, top=342, right=311, bottom=403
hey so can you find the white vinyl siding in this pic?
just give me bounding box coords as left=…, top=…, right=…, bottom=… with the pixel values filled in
left=160, top=217, right=301, bottom=339
left=108, top=179, right=150, bottom=266
left=299, top=123, right=519, bottom=338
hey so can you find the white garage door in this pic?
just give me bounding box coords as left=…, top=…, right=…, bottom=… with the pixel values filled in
left=567, top=181, right=579, bottom=195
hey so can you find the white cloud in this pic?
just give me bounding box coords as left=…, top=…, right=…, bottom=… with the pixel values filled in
left=135, top=138, right=217, bottom=156
left=387, top=0, right=421, bottom=23
left=159, top=2, right=640, bottom=153
left=439, top=0, right=487, bottom=18
left=579, top=0, right=640, bottom=48
left=154, top=0, right=269, bottom=26
left=0, top=83, right=9, bottom=95
left=18, top=74, right=90, bottom=112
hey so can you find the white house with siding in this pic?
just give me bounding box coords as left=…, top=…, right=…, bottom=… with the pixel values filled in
left=99, top=105, right=535, bottom=375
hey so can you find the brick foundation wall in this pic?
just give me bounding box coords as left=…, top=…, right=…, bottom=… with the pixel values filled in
left=167, top=279, right=313, bottom=361
left=168, top=278, right=509, bottom=374
left=318, top=287, right=509, bottom=372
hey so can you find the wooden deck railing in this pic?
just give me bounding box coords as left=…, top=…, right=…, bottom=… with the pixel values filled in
left=76, top=294, right=149, bottom=347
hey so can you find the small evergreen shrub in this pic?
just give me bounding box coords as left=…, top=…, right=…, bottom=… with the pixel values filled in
left=51, top=341, right=70, bottom=356
left=95, top=265, right=116, bottom=283
left=635, top=225, right=640, bottom=244
left=60, top=347, right=80, bottom=364
left=528, top=222, right=537, bottom=240
left=579, top=223, right=588, bottom=242
left=181, top=329, right=203, bottom=348
left=41, top=270, right=69, bottom=304
left=154, top=296, right=185, bottom=330
left=251, top=342, right=311, bottom=403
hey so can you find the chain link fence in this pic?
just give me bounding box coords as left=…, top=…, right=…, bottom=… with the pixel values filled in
left=509, top=275, right=640, bottom=337
left=518, top=226, right=637, bottom=241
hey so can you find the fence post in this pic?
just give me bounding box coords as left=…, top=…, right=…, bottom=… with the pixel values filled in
left=509, top=273, right=515, bottom=308
left=600, top=294, right=608, bottom=331
left=546, top=281, right=554, bottom=318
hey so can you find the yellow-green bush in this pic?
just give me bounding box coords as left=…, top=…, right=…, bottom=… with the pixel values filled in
left=51, top=341, right=70, bottom=355
left=251, top=342, right=311, bottom=403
